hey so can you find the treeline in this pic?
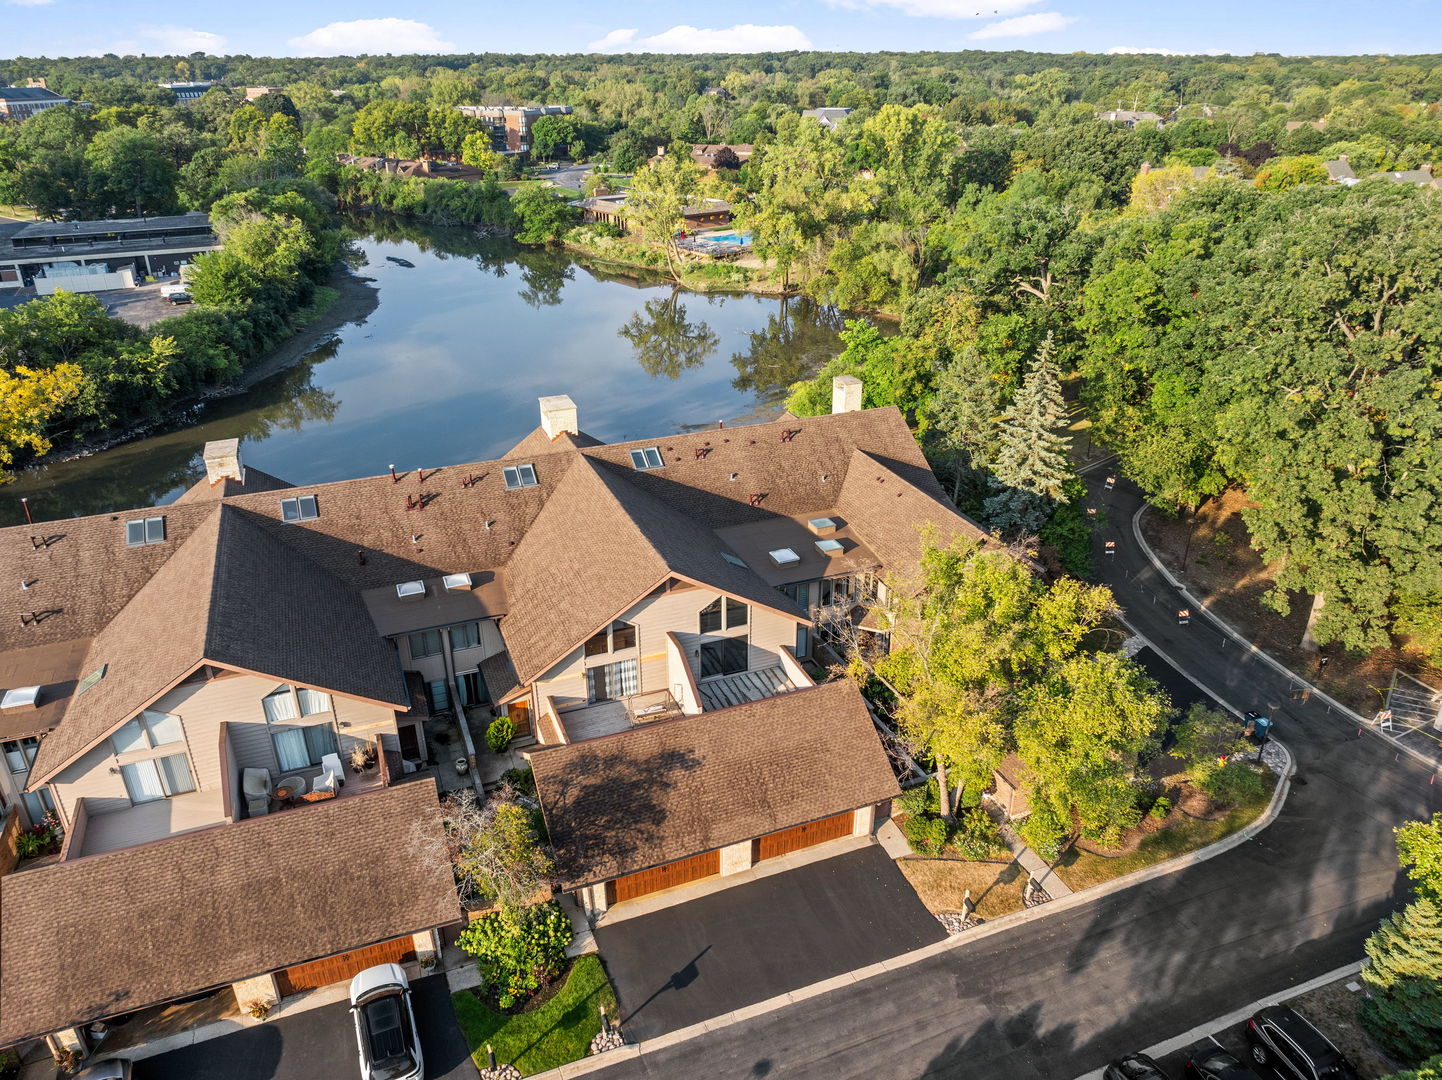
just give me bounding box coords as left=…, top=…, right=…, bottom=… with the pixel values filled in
left=0, top=181, right=343, bottom=472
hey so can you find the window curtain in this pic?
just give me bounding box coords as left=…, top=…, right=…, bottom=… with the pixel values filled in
left=297, top=688, right=331, bottom=716
left=158, top=753, right=196, bottom=795
left=588, top=659, right=638, bottom=701
left=263, top=688, right=298, bottom=724
left=274, top=727, right=309, bottom=771
left=122, top=760, right=166, bottom=803
left=303, top=723, right=338, bottom=764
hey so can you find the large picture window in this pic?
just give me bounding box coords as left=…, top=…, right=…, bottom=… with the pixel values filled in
left=408, top=630, right=443, bottom=659
left=699, top=598, right=748, bottom=633
left=121, top=753, right=196, bottom=804
left=2, top=736, right=38, bottom=774
left=586, top=659, right=638, bottom=702
left=271, top=723, right=339, bottom=773
left=584, top=621, right=636, bottom=657
left=449, top=622, right=483, bottom=651
left=111, top=711, right=184, bottom=755
left=700, top=638, right=748, bottom=678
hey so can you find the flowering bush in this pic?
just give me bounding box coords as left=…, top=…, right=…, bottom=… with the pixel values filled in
left=457, top=900, right=572, bottom=1009
left=15, top=814, right=63, bottom=859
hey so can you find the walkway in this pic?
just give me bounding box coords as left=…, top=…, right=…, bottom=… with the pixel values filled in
left=575, top=472, right=1441, bottom=1080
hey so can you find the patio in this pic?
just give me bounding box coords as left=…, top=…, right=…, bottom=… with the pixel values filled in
left=560, top=689, right=684, bottom=742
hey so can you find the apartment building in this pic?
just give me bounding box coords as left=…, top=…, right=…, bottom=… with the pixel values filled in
left=0, top=212, right=220, bottom=290
left=454, top=104, right=572, bottom=155
left=0, top=85, right=72, bottom=121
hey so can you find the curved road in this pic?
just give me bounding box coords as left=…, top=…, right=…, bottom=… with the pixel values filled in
left=586, top=474, right=1440, bottom=1079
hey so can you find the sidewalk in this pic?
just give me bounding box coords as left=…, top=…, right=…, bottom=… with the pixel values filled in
left=984, top=803, right=1073, bottom=899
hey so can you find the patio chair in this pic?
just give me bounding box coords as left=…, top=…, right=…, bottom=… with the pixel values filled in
left=320, top=752, right=345, bottom=786
left=311, top=767, right=340, bottom=797
left=242, top=768, right=271, bottom=817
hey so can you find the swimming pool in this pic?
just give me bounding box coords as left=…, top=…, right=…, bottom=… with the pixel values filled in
left=705, top=231, right=752, bottom=246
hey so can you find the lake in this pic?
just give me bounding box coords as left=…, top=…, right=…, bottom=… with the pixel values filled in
left=6, top=219, right=848, bottom=526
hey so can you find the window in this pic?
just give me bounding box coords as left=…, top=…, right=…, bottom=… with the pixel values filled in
left=721, top=551, right=748, bottom=569
left=702, top=596, right=748, bottom=632
left=125, top=516, right=166, bottom=547
left=3, top=736, right=38, bottom=774
left=280, top=495, right=318, bottom=522
left=408, top=630, right=443, bottom=658
left=262, top=687, right=298, bottom=724
left=271, top=723, right=339, bottom=773
left=456, top=670, right=489, bottom=708
left=820, top=576, right=863, bottom=608
left=503, top=464, right=538, bottom=490
left=585, top=621, right=636, bottom=656
left=795, top=625, right=810, bottom=658
left=121, top=753, right=196, bottom=804
left=629, top=447, right=664, bottom=470
left=297, top=688, right=332, bottom=716
left=700, top=638, right=748, bottom=678
left=586, top=659, right=638, bottom=702
left=110, top=711, right=183, bottom=755
left=449, top=622, right=482, bottom=651
left=777, top=582, right=809, bottom=607
left=425, top=678, right=450, bottom=713
left=77, top=665, right=107, bottom=694
left=21, top=786, right=54, bottom=825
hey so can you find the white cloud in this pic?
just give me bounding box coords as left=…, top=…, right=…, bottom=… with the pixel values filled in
left=6, top=0, right=56, bottom=7
left=593, top=23, right=813, bottom=53
left=587, top=28, right=638, bottom=51
left=1105, top=45, right=1184, bottom=55
left=137, top=26, right=228, bottom=53
left=968, top=11, right=1076, bottom=39
left=827, top=0, right=1040, bottom=17
left=288, top=18, right=455, bottom=56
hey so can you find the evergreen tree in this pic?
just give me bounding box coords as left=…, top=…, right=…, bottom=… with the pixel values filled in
left=1362, top=895, right=1442, bottom=1064
left=983, top=333, right=1072, bottom=535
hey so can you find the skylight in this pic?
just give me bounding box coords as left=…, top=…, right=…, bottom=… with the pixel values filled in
left=629, top=447, right=664, bottom=471
left=77, top=664, right=107, bottom=695
left=720, top=552, right=748, bottom=569
left=396, top=580, right=426, bottom=600
left=280, top=495, right=318, bottom=522
left=504, top=464, right=538, bottom=490
left=768, top=548, right=801, bottom=567
left=125, top=516, right=166, bottom=547
left=816, top=538, right=843, bottom=555
left=1, top=686, right=40, bottom=710
left=443, top=573, right=473, bottom=591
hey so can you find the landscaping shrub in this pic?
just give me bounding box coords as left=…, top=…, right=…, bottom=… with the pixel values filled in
left=501, top=765, right=536, bottom=797
left=897, top=778, right=940, bottom=818
left=486, top=716, right=515, bottom=754
left=457, top=900, right=573, bottom=1009
left=949, top=808, right=1010, bottom=861
left=1016, top=804, right=1068, bottom=861
left=903, top=814, right=947, bottom=856
left=1200, top=760, right=1268, bottom=807
left=1149, top=796, right=1173, bottom=820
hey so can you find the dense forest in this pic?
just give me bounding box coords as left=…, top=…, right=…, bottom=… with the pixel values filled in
left=0, top=48, right=1439, bottom=660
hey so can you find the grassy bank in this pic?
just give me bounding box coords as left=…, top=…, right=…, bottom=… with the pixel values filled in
left=563, top=227, right=791, bottom=296
left=451, top=955, right=618, bottom=1077
left=898, top=857, right=1027, bottom=918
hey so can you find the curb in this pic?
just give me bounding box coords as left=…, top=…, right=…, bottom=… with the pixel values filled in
left=523, top=744, right=1294, bottom=1080
left=1129, top=503, right=1438, bottom=770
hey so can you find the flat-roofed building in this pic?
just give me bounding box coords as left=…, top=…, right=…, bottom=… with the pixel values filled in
left=0, top=85, right=72, bottom=121
left=0, top=212, right=220, bottom=289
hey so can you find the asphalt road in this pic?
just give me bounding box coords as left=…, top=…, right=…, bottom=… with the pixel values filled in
left=135, top=974, right=477, bottom=1080
left=595, top=845, right=945, bottom=1041
left=584, top=474, right=1441, bottom=1080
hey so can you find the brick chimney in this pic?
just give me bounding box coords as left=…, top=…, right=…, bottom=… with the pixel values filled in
left=202, top=439, right=243, bottom=486
left=1139, top=160, right=1151, bottom=174
left=831, top=375, right=863, bottom=415
left=539, top=395, right=579, bottom=440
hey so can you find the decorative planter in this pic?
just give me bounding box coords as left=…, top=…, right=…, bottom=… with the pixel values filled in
left=454, top=758, right=470, bottom=776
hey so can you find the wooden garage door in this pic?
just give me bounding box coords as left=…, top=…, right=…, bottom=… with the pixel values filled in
left=606, top=849, right=721, bottom=905
left=274, top=936, right=416, bottom=996
left=754, top=811, right=854, bottom=862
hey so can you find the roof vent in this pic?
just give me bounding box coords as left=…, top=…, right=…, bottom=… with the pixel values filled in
left=815, top=538, right=843, bottom=556
left=396, top=580, right=426, bottom=601
left=442, top=573, right=473, bottom=591
left=1, top=685, right=41, bottom=710
left=808, top=517, right=837, bottom=536
left=768, top=547, right=801, bottom=568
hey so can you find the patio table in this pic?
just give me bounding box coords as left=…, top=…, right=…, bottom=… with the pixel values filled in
left=275, top=776, right=307, bottom=805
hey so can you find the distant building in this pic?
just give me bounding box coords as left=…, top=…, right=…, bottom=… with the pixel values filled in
left=0, top=86, right=72, bottom=122
left=0, top=213, right=219, bottom=291
left=801, top=107, right=853, bottom=131
left=336, top=154, right=493, bottom=182
left=1285, top=119, right=1328, bottom=133
left=1375, top=163, right=1439, bottom=188
left=1324, top=156, right=1360, bottom=185
left=650, top=144, right=753, bottom=174
left=1098, top=109, right=1165, bottom=130
left=159, top=82, right=218, bottom=102
left=454, top=105, right=573, bottom=155
left=701, top=86, right=733, bottom=100
left=575, top=194, right=733, bottom=231
left=244, top=86, right=286, bottom=101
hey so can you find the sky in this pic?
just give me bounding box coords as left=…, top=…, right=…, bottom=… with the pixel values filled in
left=3, top=0, right=1441, bottom=61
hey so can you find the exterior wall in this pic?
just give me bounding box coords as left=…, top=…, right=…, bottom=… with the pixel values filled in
left=34, top=266, right=135, bottom=295
left=531, top=584, right=803, bottom=711
left=397, top=618, right=505, bottom=707
left=231, top=973, right=279, bottom=1012
left=719, top=839, right=753, bottom=876
left=852, top=804, right=876, bottom=837
left=0, top=805, right=20, bottom=876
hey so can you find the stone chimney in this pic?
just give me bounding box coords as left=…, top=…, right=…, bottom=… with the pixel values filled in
left=539, top=395, right=579, bottom=440
left=1139, top=160, right=1151, bottom=174
left=1424, top=163, right=1434, bottom=175
left=202, top=439, right=243, bottom=486
left=1338, top=154, right=1349, bottom=162
left=831, top=375, right=863, bottom=415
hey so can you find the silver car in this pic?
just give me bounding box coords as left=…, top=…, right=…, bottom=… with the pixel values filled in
left=348, top=964, right=423, bottom=1080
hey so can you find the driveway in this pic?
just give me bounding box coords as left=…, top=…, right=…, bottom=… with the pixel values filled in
left=594, top=844, right=946, bottom=1042
left=135, top=974, right=477, bottom=1080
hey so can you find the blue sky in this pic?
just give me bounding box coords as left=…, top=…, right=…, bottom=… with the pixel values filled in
left=4, top=0, right=1441, bottom=60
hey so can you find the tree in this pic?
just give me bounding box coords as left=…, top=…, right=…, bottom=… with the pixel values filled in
left=1252, top=155, right=1328, bottom=190
left=983, top=334, right=1071, bottom=535
left=1382, top=1056, right=1442, bottom=1080
left=618, top=292, right=720, bottom=378
left=510, top=185, right=580, bottom=245
left=1397, top=814, right=1442, bottom=901
left=1362, top=896, right=1442, bottom=1064
left=0, top=363, right=85, bottom=477
left=247, top=91, right=300, bottom=124
left=1170, top=704, right=1252, bottom=786
left=623, top=146, right=702, bottom=281
left=530, top=114, right=579, bottom=161
left=411, top=788, right=554, bottom=911
left=460, top=132, right=504, bottom=173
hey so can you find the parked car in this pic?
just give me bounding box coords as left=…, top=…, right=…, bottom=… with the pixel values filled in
left=164, top=291, right=193, bottom=305
left=348, top=964, right=423, bottom=1080
left=1185, top=1044, right=1264, bottom=1079
left=1105, top=1052, right=1169, bottom=1079
left=72, top=1061, right=133, bottom=1080
left=1246, top=1004, right=1361, bottom=1079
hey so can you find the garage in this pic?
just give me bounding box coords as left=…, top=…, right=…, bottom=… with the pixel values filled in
left=754, top=811, right=854, bottom=861
left=605, top=848, right=721, bottom=905
left=274, top=936, right=416, bottom=996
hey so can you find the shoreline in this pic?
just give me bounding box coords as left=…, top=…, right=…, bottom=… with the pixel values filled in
left=29, top=266, right=379, bottom=468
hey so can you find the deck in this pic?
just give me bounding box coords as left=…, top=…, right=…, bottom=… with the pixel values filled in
left=699, top=665, right=795, bottom=711
left=560, top=690, right=684, bottom=743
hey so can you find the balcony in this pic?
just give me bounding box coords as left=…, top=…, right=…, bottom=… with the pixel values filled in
left=78, top=789, right=226, bottom=857
left=698, top=665, right=796, bottom=711
left=559, top=689, right=684, bottom=742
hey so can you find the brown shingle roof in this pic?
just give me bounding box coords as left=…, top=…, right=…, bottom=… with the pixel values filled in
left=172, top=465, right=294, bottom=503
left=0, top=782, right=457, bottom=1046
left=530, top=680, right=898, bottom=889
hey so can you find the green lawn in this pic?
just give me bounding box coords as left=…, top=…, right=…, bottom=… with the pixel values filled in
left=1053, top=780, right=1274, bottom=891
left=451, top=955, right=618, bottom=1077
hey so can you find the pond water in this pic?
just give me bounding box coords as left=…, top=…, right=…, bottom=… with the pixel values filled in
left=6, top=219, right=848, bottom=526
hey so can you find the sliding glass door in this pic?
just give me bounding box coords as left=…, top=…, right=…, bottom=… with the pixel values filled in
left=121, top=753, right=196, bottom=804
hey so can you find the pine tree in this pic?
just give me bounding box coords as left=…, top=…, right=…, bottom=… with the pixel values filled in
left=983, top=333, right=1072, bottom=535
left=1362, top=895, right=1442, bottom=1064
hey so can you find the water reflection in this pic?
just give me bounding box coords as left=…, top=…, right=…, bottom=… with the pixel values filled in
left=7, top=223, right=849, bottom=526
